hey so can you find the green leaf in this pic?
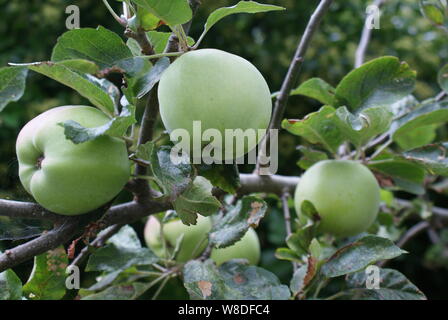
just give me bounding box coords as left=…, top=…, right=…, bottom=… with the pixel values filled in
left=20, top=62, right=116, bottom=115
left=275, top=248, right=301, bottom=262
left=130, top=5, right=161, bottom=31
left=150, top=145, right=193, bottom=200
left=332, top=106, right=394, bottom=147
left=133, top=57, right=170, bottom=98
left=438, top=63, right=448, bottom=93
left=132, top=0, right=192, bottom=26
left=0, top=66, right=28, bottom=112
left=173, top=176, right=221, bottom=226
left=146, top=31, right=195, bottom=54
left=200, top=1, right=285, bottom=41
left=321, top=235, right=406, bottom=278
left=86, top=225, right=158, bottom=272
left=290, top=78, right=336, bottom=105
left=368, top=155, right=426, bottom=195
left=344, top=268, right=426, bottom=300
left=209, top=196, right=267, bottom=248
left=403, top=142, right=448, bottom=176
left=419, top=0, right=445, bottom=25
left=22, top=246, right=68, bottom=300
left=309, top=238, right=322, bottom=260
left=56, top=59, right=100, bottom=74
left=183, top=259, right=290, bottom=300
left=0, top=268, right=22, bottom=300
left=296, top=146, right=328, bottom=170
left=82, top=282, right=149, bottom=300
left=282, top=105, right=343, bottom=154
left=196, top=162, right=240, bottom=194
left=51, top=27, right=133, bottom=69
left=289, top=257, right=317, bottom=296
left=392, top=100, right=448, bottom=150
left=335, top=56, right=416, bottom=112
left=59, top=104, right=136, bottom=143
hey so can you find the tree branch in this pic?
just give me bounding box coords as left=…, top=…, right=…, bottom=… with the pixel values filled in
left=355, top=0, right=387, bottom=68
left=256, top=0, right=333, bottom=171
left=0, top=218, right=80, bottom=272
left=0, top=199, right=64, bottom=223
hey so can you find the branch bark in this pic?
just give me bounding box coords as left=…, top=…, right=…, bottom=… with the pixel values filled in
left=354, top=0, right=387, bottom=68
left=0, top=199, right=63, bottom=223
left=256, top=0, right=333, bottom=171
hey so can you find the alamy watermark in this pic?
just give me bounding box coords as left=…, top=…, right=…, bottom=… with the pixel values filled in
left=365, top=265, right=381, bottom=289
left=65, top=5, right=80, bottom=29
left=168, top=121, right=279, bottom=175
left=366, top=5, right=381, bottom=30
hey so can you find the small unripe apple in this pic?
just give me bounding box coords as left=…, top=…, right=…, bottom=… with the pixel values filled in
left=158, top=49, right=272, bottom=161
left=144, top=215, right=212, bottom=262
left=16, top=106, right=130, bottom=215
left=294, top=160, right=380, bottom=237
left=211, top=228, right=261, bottom=266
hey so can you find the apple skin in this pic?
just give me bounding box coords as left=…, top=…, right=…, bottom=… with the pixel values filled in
left=16, top=105, right=130, bottom=215
left=294, top=160, right=380, bottom=237
left=144, top=215, right=212, bottom=263
left=211, top=228, right=261, bottom=266
left=157, top=49, right=272, bottom=160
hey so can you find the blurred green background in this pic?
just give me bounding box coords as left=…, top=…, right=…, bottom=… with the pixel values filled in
left=1, top=0, right=447, bottom=299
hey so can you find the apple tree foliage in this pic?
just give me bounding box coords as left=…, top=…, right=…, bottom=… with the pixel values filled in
left=2, top=0, right=448, bottom=300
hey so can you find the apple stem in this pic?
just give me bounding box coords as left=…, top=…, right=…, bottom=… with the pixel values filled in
left=36, top=156, right=44, bottom=169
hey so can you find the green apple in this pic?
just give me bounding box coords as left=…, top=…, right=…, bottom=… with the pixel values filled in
left=16, top=105, right=130, bottom=215
left=294, top=160, right=380, bottom=237
left=144, top=214, right=212, bottom=262
left=211, top=228, right=261, bottom=265
left=157, top=49, right=272, bottom=161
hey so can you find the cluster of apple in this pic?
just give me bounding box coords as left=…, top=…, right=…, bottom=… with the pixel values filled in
left=15, top=48, right=381, bottom=263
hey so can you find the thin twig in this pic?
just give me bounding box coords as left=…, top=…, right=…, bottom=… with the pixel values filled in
left=368, top=138, right=392, bottom=160
left=281, top=192, right=298, bottom=270
left=256, top=0, right=333, bottom=172
left=377, top=221, right=430, bottom=268
left=355, top=0, right=387, bottom=68
left=102, top=0, right=127, bottom=26
left=70, top=224, right=123, bottom=267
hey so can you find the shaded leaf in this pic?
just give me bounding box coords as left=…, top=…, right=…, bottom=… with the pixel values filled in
left=173, top=176, right=221, bottom=226
left=344, top=268, right=426, bottom=300
left=0, top=268, right=22, bottom=300
left=23, top=247, right=68, bottom=300
left=51, top=27, right=132, bottom=69
left=403, top=142, right=448, bottom=176
left=82, top=282, right=149, bottom=300
left=59, top=104, right=136, bottom=143
left=183, top=260, right=290, bottom=300
left=0, top=66, right=28, bottom=112
left=321, top=236, right=406, bottom=278
left=200, top=1, right=284, bottom=41
left=209, top=196, right=267, bottom=248
left=196, top=162, right=240, bottom=194
left=289, top=77, right=336, bottom=105
left=132, top=0, right=192, bottom=26
left=282, top=105, right=343, bottom=154
left=296, top=146, right=328, bottom=170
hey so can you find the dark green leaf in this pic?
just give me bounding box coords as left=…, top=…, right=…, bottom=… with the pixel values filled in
left=56, top=59, right=100, bottom=74
left=173, top=176, right=221, bottom=225
left=183, top=259, right=290, bottom=300
left=82, top=282, right=149, bottom=300
left=392, top=100, right=448, bottom=150
left=290, top=77, right=336, bottom=105
left=321, top=235, right=406, bottom=278
left=296, top=146, right=328, bottom=170
left=132, top=0, right=192, bottom=26
left=0, top=66, right=28, bottom=112
left=209, top=196, right=267, bottom=248
left=344, top=268, right=426, bottom=300
left=196, top=162, right=240, bottom=194
left=59, top=104, right=136, bottom=143
left=438, top=63, right=448, bottom=92
left=134, top=57, right=170, bottom=98
left=200, top=1, right=285, bottom=41
left=0, top=268, right=22, bottom=300
left=420, top=0, right=445, bottom=25
left=51, top=27, right=133, bottom=69
left=403, top=142, right=448, bottom=176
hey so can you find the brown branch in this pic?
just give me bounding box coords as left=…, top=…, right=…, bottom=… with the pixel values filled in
left=0, top=218, right=80, bottom=272
left=355, top=0, right=387, bottom=68
left=256, top=0, right=333, bottom=172
left=70, top=223, right=123, bottom=267
left=0, top=199, right=64, bottom=223
left=281, top=192, right=298, bottom=270
left=124, top=28, right=155, bottom=56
